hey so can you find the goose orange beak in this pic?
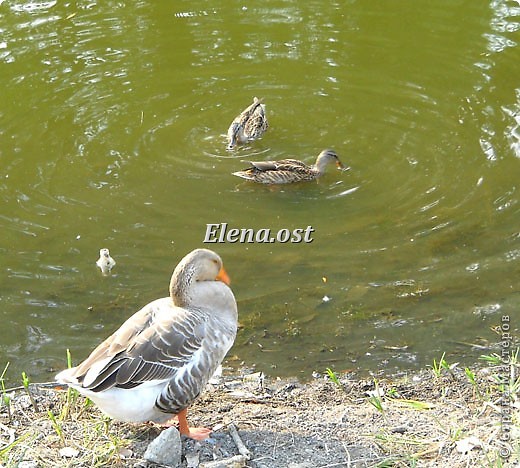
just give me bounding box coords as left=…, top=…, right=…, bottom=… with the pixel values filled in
left=216, top=267, right=231, bottom=285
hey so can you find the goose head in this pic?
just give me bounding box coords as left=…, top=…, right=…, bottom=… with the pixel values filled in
left=169, top=248, right=231, bottom=308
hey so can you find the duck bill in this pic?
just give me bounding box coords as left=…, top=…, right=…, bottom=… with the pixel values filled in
left=336, top=161, right=345, bottom=170
left=216, top=267, right=231, bottom=285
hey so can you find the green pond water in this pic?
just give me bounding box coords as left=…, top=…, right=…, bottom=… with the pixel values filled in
left=1, top=0, right=519, bottom=383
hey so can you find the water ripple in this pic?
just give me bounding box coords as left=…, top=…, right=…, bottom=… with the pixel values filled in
left=1, top=1, right=518, bottom=381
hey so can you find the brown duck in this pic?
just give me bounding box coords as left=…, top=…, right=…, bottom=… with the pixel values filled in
left=232, top=149, right=345, bottom=184
left=227, top=97, right=268, bottom=149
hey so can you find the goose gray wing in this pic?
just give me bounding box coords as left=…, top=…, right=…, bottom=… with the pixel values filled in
left=71, top=299, right=206, bottom=393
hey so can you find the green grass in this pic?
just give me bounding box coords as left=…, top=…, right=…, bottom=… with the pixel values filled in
left=0, top=359, right=134, bottom=467
left=367, top=379, right=385, bottom=417
left=0, top=430, right=33, bottom=461
left=388, top=398, right=434, bottom=410
left=431, top=351, right=458, bottom=378
left=480, top=347, right=520, bottom=398
left=47, top=408, right=66, bottom=445
left=480, top=353, right=502, bottom=366
left=325, top=367, right=341, bottom=387
left=21, top=371, right=39, bottom=412
left=464, top=366, right=482, bottom=399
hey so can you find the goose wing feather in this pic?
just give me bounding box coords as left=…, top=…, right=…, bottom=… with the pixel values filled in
left=71, top=299, right=206, bottom=392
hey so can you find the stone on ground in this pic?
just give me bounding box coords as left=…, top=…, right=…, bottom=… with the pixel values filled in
left=143, top=427, right=182, bottom=467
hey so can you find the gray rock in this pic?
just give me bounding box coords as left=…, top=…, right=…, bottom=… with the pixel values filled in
left=143, top=427, right=182, bottom=467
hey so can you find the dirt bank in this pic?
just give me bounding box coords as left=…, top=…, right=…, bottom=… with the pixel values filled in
left=1, top=361, right=518, bottom=467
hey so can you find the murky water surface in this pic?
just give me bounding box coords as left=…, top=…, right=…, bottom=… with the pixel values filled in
left=1, top=1, right=519, bottom=382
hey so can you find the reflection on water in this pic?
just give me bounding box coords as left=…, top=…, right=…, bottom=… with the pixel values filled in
left=464, top=0, right=520, bottom=162
left=0, top=0, right=518, bottom=383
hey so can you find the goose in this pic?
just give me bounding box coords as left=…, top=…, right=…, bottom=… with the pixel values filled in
left=56, top=248, right=238, bottom=440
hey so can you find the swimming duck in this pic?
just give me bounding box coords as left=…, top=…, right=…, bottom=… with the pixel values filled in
left=56, top=248, right=238, bottom=440
left=232, top=149, right=345, bottom=184
left=96, top=248, right=116, bottom=275
left=227, top=97, right=268, bottom=149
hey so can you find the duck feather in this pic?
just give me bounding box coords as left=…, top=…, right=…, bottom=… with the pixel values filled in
left=227, top=97, right=268, bottom=149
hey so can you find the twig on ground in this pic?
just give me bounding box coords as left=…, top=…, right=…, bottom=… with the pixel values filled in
left=228, top=423, right=251, bottom=459
left=342, top=441, right=352, bottom=467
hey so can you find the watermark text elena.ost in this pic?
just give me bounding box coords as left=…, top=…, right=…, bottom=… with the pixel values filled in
left=203, top=223, right=315, bottom=244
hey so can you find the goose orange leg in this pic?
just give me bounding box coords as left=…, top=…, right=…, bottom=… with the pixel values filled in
left=177, top=408, right=212, bottom=440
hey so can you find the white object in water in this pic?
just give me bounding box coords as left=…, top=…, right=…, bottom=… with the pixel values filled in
left=96, top=248, right=116, bottom=275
